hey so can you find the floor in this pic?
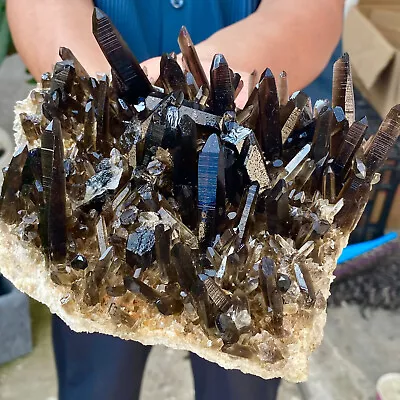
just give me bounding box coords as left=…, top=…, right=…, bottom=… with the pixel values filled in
left=0, top=52, right=400, bottom=400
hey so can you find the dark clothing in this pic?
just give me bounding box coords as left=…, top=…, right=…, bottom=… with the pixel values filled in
left=53, top=316, right=280, bottom=400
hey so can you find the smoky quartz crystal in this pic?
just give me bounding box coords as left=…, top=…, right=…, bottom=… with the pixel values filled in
left=1, top=7, right=399, bottom=365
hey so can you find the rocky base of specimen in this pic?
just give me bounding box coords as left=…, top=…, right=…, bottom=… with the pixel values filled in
left=0, top=218, right=346, bottom=382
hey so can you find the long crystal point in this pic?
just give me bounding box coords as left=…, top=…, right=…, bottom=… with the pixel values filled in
left=48, top=118, right=67, bottom=262
left=257, top=68, right=282, bottom=159
left=236, top=183, right=259, bottom=243
left=284, top=143, right=311, bottom=182
left=125, top=276, right=183, bottom=315
left=174, top=115, right=198, bottom=186
left=198, top=133, right=225, bottom=249
left=264, top=179, right=290, bottom=234
left=332, top=117, right=367, bottom=179
left=160, top=53, right=189, bottom=97
left=259, top=257, right=283, bottom=328
left=335, top=175, right=371, bottom=232
left=39, top=121, right=55, bottom=255
left=364, top=104, right=400, bottom=177
left=294, top=263, right=316, bottom=302
left=330, top=106, right=349, bottom=159
left=95, top=74, right=111, bottom=155
left=178, top=26, right=209, bottom=91
left=83, top=98, right=95, bottom=150
left=277, top=71, right=289, bottom=106
left=322, top=165, right=336, bottom=203
left=332, top=53, right=355, bottom=126
left=92, top=7, right=152, bottom=103
left=210, top=54, right=235, bottom=116
left=312, top=108, right=332, bottom=162
left=171, top=243, right=197, bottom=292
left=154, top=224, right=176, bottom=282
left=0, top=145, right=28, bottom=224
left=294, top=158, right=315, bottom=191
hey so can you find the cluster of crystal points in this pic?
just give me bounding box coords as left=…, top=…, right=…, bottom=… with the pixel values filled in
left=1, top=8, right=400, bottom=362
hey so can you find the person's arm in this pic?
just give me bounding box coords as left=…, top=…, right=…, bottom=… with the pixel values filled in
left=195, top=0, right=344, bottom=93
left=6, top=0, right=109, bottom=80
left=141, top=0, right=344, bottom=105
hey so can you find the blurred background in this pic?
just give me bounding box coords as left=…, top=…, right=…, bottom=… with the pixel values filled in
left=0, top=1, right=400, bottom=399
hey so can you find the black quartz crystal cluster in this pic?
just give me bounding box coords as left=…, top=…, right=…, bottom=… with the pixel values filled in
left=1, top=8, right=399, bottom=359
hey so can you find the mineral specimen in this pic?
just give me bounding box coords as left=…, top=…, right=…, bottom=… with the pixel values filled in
left=0, top=7, right=399, bottom=383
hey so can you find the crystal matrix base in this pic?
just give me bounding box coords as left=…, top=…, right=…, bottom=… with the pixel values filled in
left=0, top=218, right=346, bottom=382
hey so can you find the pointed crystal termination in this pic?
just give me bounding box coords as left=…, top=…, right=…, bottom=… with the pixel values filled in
left=50, top=61, right=74, bottom=94
left=84, top=246, right=114, bottom=306
left=322, top=165, right=336, bottom=203
left=277, top=71, right=289, bottom=106
left=210, top=54, right=235, bottom=116
left=332, top=53, right=355, bottom=126
left=311, top=108, right=332, bottom=163
left=142, top=93, right=179, bottom=166
left=236, top=183, right=259, bottom=243
left=47, top=118, right=67, bottom=262
left=332, top=117, right=368, bottom=179
left=20, top=113, right=41, bottom=144
left=364, top=104, right=400, bottom=177
left=240, top=132, right=271, bottom=193
left=335, top=175, right=372, bottom=232
left=154, top=224, right=177, bottom=283
left=178, top=26, right=209, bottom=91
left=83, top=98, right=95, bottom=150
left=259, top=257, right=283, bottom=329
left=198, top=134, right=225, bottom=249
left=124, top=276, right=183, bottom=315
left=231, top=71, right=241, bottom=91
left=174, top=115, right=198, bottom=186
left=161, top=105, right=180, bottom=148
left=59, top=47, right=89, bottom=78
left=281, top=91, right=310, bottom=143
left=257, top=68, right=282, bottom=160
left=0, top=145, right=28, bottom=224
left=171, top=243, right=197, bottom=292
left=264, top=179, right=290, bottom=234
left=160, top=53, right=189, bottom=98
left=92, top=8, right=152, bottom=104
left=294, top=263, right=316, bottom=302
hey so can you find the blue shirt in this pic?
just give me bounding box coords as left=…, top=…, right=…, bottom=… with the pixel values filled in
left=94, top=0, right=341, bottom=112
left=94, top=0, right=261, bottom=62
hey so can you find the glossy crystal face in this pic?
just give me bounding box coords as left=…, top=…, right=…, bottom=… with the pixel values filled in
left=0, top=8, right=399, bottom=361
